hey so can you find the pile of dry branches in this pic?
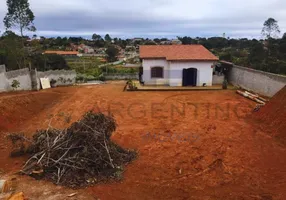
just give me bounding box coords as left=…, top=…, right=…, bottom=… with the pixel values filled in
left=9, top=112, right=136, bottom=188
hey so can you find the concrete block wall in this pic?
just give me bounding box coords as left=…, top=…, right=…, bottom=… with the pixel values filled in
left=0, top=65, right=9, bottom=92
left=0, top=65, right=76, bottom=92
left=228, top=65, right=286, bottom=97
left=0, top=65, right=6, bottom=73
left=37, top=70, right=77, bottom=87
left=6, top=68, right=32, bottom=91
left=0, top=65, right=32, bottom=91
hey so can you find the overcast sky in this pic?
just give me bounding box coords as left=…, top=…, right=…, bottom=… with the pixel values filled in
left=0, top=0, right=285, bottom=39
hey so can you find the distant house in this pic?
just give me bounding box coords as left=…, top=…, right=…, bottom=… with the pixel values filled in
left=94, top=48, right=107, bottom=57
left=44, top=51, right=79, bottom=57
left=132, top=38, right=144, bottom=45
left=125, top=45, right=136, bottom=50
left=171, top=39, right=182, bottom=45
left=160, top=40, right=171, bottom=45
left=159, top=39, right=182, bottom=45
left=78, top=44, right=95, bottom=54
left=70, top=43, right=78, bottom=51
left=118, top=55, right=126, bottom=61
left=139, top=45, right=219, bottom=86
left=132, top=38, right=144, bottom=42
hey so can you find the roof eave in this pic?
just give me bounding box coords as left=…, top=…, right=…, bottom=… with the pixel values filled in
left=140, top=57, right=167, bottom=59
left=140, top=57, right=219, bottom=61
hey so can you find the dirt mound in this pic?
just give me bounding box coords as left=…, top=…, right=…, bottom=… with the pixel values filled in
left=253, top=86, right=286, bottom=144
left=9, top=112, right=136, bottom=188
left=0, top=92, right=62, bottom=132
left=0, top=91, right=65, bottom=173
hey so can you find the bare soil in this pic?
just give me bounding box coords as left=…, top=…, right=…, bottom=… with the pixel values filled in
left=0, top=82, right=285, bottom=200
left=253, top=86, right=286, bottom=145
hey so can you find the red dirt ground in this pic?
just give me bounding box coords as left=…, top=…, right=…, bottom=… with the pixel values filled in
left=0, top=82, right=286, bottom=200
left=253, top=86, right=286, bottom=145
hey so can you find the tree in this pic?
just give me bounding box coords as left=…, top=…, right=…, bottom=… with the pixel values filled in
left=144, top=40, right=156, bottom=45
left=68, top=37, right=83, bottom=44
left=113, top=37, right=118, bottom=44
left=153, top=38, right=160, bottom=43
left=177, top=36, right=193, bottom=45
left=92, top=34, right=105, bottom=47
left=0, top=31, right=27, bottom=70
left=248, top=41, right=265, bottom=67
left=104, top=34, right=112, bottom=42
left=4, top=0, right=36, bottom=38
left=3, top=0, right=36, bottom=69
left=31, top=54, right=70, bottom=71
left=219, top=52, right=232, bottom=62
left=262, top=18, right=280, bottom=39
left=92, top=33, right=102, bottom=41
left=105, top=45, right=119, bottom=62
left=94, top=39, right=105, bottom=48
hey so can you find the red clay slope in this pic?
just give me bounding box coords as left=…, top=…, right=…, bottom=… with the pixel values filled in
left=253, top=86, right=286, bottom=144
left=0, top=91, right=62, bottom=132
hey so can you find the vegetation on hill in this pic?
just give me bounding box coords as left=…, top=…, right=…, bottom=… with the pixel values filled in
left=177, top=19, right=286, bottom=75
left=0, top=0, right=285, bottom=75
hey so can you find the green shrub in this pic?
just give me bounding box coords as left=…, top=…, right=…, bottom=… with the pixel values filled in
left=58, top=77, right=66, bottom=84
left=76, top=74, right=85, bottom=83
left=99, top=75, right=106, bottom=82
left=11, top=80, right=20, bottom=90
left=50, top=79, right=57, bottom=87
left=76, top=74, right=95, bottom=82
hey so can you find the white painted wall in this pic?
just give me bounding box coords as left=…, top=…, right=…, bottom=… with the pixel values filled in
left=213, top=74, right=225, bottom=85
left=169, top=61, right=213, bottom=86
left=142, top=59, right=169, bottom=85
left=142, top=59, right=214, bottom=86
left=0, top=73, right=9, bottom=92
left=37, top=70, right=76, bottom=86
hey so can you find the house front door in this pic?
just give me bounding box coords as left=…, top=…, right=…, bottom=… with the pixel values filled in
left=182, top=68, right=197, bottom=86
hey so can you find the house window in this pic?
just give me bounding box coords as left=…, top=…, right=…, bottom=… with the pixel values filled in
left=151, top=67, right=164, bottom=78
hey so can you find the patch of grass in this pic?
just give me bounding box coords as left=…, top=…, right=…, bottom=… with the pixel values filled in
left=66, top=57, right=104, bottom=74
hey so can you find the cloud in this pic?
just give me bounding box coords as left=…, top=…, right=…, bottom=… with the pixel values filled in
left=0, top=0, right=285, bottom=38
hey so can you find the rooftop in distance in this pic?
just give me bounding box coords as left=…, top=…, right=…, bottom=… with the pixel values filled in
left=44, top=51, right=79, bottom=55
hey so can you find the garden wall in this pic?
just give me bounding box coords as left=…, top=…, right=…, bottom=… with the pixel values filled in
left=228, top=65, right=286, bottom=97
left=0, top=65, right=76, bottom=92
left=37, top=70, right=76, bottom=87
left=0, top=65, right=8, bottom=92
left=0, top=65, right=32, bottom=91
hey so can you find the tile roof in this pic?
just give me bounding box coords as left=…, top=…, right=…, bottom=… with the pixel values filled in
left=139, top=45, right=219, bottom=61
left=44, top=51, right=79, bottom=55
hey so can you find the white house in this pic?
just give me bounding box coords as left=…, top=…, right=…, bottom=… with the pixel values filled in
left=139, top=45, right=219, bottom=86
